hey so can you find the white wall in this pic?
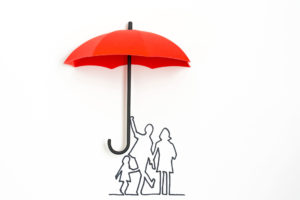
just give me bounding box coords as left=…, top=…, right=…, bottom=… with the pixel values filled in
left=0, top=0, right=300, bottom=199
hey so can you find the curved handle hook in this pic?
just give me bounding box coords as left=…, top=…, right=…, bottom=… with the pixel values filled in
left=107, top=136, right=130, bottom=155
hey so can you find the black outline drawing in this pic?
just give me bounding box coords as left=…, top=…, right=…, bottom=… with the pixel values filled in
left=109, top=116, right=185, bottom=196
left=153, top=127, right=177, bottom=195
left=115, top=155, right=140, bottom=195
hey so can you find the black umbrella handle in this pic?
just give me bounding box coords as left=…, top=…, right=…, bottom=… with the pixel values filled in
left=107, top=22, right=132, bottom=155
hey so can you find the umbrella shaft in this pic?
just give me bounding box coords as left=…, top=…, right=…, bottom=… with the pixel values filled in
left=127, top=55, right=131, bottom=151
left=106, top=22, right=133, bottom=155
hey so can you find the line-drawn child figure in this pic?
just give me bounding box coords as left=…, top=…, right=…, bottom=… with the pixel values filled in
left=115, top=155, right=140, bottom=195
left=153, top=128, right=177, bottom=195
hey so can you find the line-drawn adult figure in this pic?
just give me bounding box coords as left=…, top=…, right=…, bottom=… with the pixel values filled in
left=129, top=116, right=155, bottom=194
left=115, top=155, right=140, bottom=195
left=153, top=128, right=177, bottom=195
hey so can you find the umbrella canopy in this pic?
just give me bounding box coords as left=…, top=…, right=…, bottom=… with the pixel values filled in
left=64, top=30, right=189, bottom=68
left=65, top=22, right=190, bottom=155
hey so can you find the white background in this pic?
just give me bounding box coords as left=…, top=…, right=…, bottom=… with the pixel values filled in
left=0, top=0, right=300, bottom=199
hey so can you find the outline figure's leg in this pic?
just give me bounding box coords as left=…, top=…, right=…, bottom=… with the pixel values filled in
left=124, top=181, right=129, bottom=195
left=162, top=172, right=166, bottom=195
left=143, top=159, right=154, bottom=186
left=120, top=181, right=124, bottom=195
left=166, top=172, right=169, bottom=195
left=136, top=171, right=142, bottom=195
left=168, top=172, right=171, bottom=195
left=143, top=171, right=153, bottom=186
left=139, top=175, right=145, bottom=194
left=138, top=159, right=152, bottom=194
left=159, top=172, right=163, bottom=195
left=164, top=172, right=168, bottom=195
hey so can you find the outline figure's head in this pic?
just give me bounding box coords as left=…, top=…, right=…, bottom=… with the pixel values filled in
left=144, top=124, right=154, bottom=136
left=159, top=128, right=171, bottom=141
left=122, top=155, right=130, bottom=165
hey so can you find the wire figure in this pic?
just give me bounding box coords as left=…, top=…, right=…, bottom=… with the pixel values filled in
left=129, top=116, right=155, bottom=194
left=153, top=128, right=177, bottom=195
left=115, top=155, right=140, bottom=195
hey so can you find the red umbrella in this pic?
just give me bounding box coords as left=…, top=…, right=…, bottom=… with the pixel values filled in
left=65, top=22, right=190, bottom=154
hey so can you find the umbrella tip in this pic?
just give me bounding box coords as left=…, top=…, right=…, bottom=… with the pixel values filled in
left=128, top=21, right=133, bottom=30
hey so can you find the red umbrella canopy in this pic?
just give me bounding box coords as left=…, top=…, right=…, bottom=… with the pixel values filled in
left=64, top=29, right=190, bottom=68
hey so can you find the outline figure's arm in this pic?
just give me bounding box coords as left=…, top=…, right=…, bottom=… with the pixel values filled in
left=172, top=143, right=177, bottom=160
left=115, top=166, right=123, bottom=180
left=130, top=169, right=140, bottom=173
left=128, top=160, right=138, bottom=171
left=130, top=116, right=140, bottom=139
left=152, top=143, right=159, bottom=169
left=153, top=142, right=159, bottom=157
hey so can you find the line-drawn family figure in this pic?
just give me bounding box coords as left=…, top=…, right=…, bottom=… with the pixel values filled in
left=113, top=116, right=178, bottom=196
